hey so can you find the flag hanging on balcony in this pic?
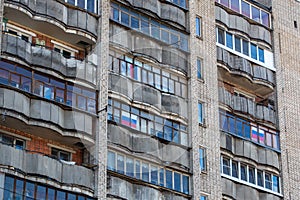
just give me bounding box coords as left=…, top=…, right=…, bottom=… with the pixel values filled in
left=131, top=114, right=138, bottom=129
left=121, top=111, right=131, bottom=127
left=251, top=126, right=258, bottom=142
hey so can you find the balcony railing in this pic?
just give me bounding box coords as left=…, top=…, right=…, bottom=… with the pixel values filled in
left=1, top=33, right=97, bottom=85
left=0, top=142, right=95, bottom=190
left=217, top=46, right=275, bottom=87
left=218, top=86, right=276, bottom=124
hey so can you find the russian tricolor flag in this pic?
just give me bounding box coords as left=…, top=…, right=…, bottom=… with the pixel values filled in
left=259, top=129, right=265, bottom=144
left=251, top=126, right=258, bottom=142
left=131, top=115, right=137, bottom=129
left=121, top=111, right=131, bottom=127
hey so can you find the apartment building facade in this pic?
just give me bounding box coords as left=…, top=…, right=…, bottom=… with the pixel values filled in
left=0, top=0, right=298, bottom=199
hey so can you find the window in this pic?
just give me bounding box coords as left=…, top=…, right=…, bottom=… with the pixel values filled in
left=51, top=148, right=71, bottom=161
left=52, top=40, right=78, bottom=59
left=108, top=98, right=188, bottom=146
left=232, top=161, right=238, bottom=178
left=251, top=6, right=260, bottom=22
left=107, top=151, right=190, bottom=194
left=109, top=52, right=187, bottom=98
left=241, top=1, right=250, bottom=17
left=230, top=0, right=240, bottom=12
left=65, top=0, right=97, bottom=13
left=217, top=28, right=225, bottom=45
left=221, top=157, right=281, bottom=194
left=226, top=32, right=233, bottom=49
left=240, top=164, right=247, bottom=181
left=200, top=195, right=208, bottom=200
left=111, top=3, right=188, bottom=51
left=5, top=23, right=35, bottom=42
left=198, top=102, right=203, bottom=124
left=196, top=16, right=201, bottom=37
left=199, top=148, right=206, bottom=172
left=220, top=110, right=279, bottom=150
left=242, top=39, right=249, bottom=56
left=4, top=175, right=94, bottom=200
left=0, top=60, right=96, bottom=113
left=0, top=133, right=25, bottom=150
left=251, top=43, right=258, bottom=59
left=197, top=58, right=202, bottom=79
left=249, top=166, right=256, bottom=184
left=222, top=157, right=230, bottom=175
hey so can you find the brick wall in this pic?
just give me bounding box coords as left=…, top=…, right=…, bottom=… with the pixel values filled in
left=0, top=125, right=83, bottom=164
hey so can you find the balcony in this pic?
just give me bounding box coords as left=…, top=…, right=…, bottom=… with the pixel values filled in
left=218, top=87, right=276, bottom=124
left=0, top=87, right=95, bottom=145
left=4, top=0, right=98, bottom=46
left=1, top=34, right=96, bottom=85
left=0, top=142, right=95, bottom=192
left=217, top=47, right=275, bottom=96
left=109, top=73, right=188, bottom=119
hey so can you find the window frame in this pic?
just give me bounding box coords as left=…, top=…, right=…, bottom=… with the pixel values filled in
left=196, top=16, right=202, bottom=38
left=199, top=147, right=207, bottom=172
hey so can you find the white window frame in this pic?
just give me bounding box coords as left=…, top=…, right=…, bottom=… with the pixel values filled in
left=5, top=23, right=36, bottom=42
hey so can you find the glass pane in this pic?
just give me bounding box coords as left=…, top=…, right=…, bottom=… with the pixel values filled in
left=67, top=193, right=76, bottom=200
left=135, top=160, right=141, bottom=179
left=163, top=126, right=172, bottom=141
left=121, top=12, right=129, bottom=26
left=232, top=161, right=238, bottom=178
left=242, top=40, right=249, bottom=56
left=196, top=17, right=201, bottom=36
left=87, top=0, right=95, bottom=13
left=259, top=129, right=265, bottom=144
left=241, top=1, right=250, bottom=18
left=220, top=114, right=228, bottom=131
left=57, top=191, right=66, bottom=200
left=4, top=176, right=14, bottom=200
left=159, top=168, right=164, bottom=186
left=241, top=164, right=247, bottom=181
left=21, top=77, right=31, bottom=92
left=112, top=7, right=119, bottom=21
left=182, top=175, right=189, bottom=194
left=251, top=43, right=257, bottom=59
left=151, top=24, right=160, bottom=40
left=117, top=154, right=124, bottom=174
left=272, top=175, right=279, bottom=193
left=55, top=88, right=65, bottom=103
left=235, top=36, right=241, bottom=52
left=166, top=170, right=173, bottom=189
left=244, top=124, right=251, bottom=139
left=265, top=173, right=272, bottom=189
left=197, top=59, right=202, bottom=79
left=258, top=48, right=265, bottom=62
left=141, top=20, right=150, bottom=35
left=174, top=172, right=181, bottom=192
left=77, top=0, right=85, bottom=9
left=131, top=16, right=140, bottom=29
left=218, top=29, right=225, bottom=45
left=78, top=95, right=87, bottom=110
left=142, top=162, right=149, bottom=182
left=236, top=120, right=243, bottom=136
left=199, top=148, right=206, bottom=171
left=222, top=158, right=230, bottom=175
left=252, top=6, right=260, bottom=22
left=150, top=166, right=158, bottom=185
left=36, top=185, right=46, bottom=200
left=126, top=158, right=134, bottom=177
left=198, top=103, right=203, bottom=124
left=261, top=10, right=270, bottom=27
left=251, top=126, right=258, bottom=142
left=249, top=167, right=255, bottom=184
left=10, top=73, right=20, bottom=88
left=44, top=85, right=54, bottom=100
left=229, top=117, right=235, bottom=133
left=68, top=0, right=75, bottom=5
left=15, top=179, right=24, bottom=200
left=47, top=188, right=56, bottom=200
left=257, top=170, right=264, bottom=187
left=226, top=32, right=233, bottom=49
left=220, top=0, right=229, bottom=7
left=25, top=182, right=35, bottom=199
left=231, top=0, right=240, bottom=12
left=107, top=151, right=116, bottom=171
left=161, top=29, right=170, bottom=43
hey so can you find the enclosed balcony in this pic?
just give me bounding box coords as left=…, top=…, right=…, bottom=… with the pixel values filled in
left=0, top=142, right=95, bottom=192
left=217, top=47, right=275, bottom=96
left=1, top=33, right=97, bottom=85
left=218, top=86, right=276, bottom=124
left=4, top=0, right=98, bottom=47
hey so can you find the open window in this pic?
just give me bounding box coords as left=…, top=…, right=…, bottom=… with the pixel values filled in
left=5, top=23, right=36, bottom=42
left=51, top=40, right=79, bottom=59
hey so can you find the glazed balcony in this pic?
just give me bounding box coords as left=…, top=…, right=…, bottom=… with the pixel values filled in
left=217, top=47, right=275, bottom=96
left=1, top=33, right=96, bottom=85
left=0, top=142, right=95, bottom=192
left=218, top=87, right=276, bottom=124
left=0, top=87, right=95, bottom=145
left=4, top=0, right=98, bottom=47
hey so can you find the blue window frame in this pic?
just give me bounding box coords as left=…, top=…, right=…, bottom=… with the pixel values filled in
left=251, top=43, right=258, bottom=59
